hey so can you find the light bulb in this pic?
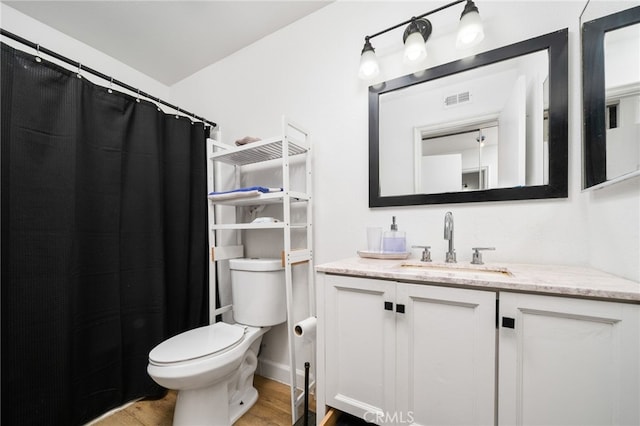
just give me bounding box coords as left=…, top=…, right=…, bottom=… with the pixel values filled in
left=359, top=39, right=380, bottom=79
left=359, top=48, right=380, bottom=79
left=457, top=2, right=485, bottom=48
left=404, top=31, right=427, bottom=63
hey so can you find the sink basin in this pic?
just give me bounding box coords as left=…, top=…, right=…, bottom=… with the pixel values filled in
left=399, top=261, right=512, bottom=277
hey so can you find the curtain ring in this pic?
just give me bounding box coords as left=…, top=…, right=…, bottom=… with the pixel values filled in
left=108, top=77, right=113, bottom=94
left=136, top=89, right=140, bottom=103
left=175, top=107, right=180, bottom=119
left=77, top=63, right=82, bottom=79
left=35, top=44, right=42, bottom=63
left=156, top=97, right=161, bottom=112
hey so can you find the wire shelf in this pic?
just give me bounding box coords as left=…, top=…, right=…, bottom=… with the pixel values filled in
left=210, top=137, right=308, bottom=166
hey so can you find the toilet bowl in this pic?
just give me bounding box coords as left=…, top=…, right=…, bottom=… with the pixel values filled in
left=148, top=323, right=268, bottom=425
left=147, top=258, right=286, bottom=426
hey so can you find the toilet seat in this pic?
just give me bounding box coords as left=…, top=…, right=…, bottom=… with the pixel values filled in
left=149, top=322, right=245, bottom=366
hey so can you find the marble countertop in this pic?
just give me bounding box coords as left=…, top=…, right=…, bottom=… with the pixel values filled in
left=316, top=257, right=640, bottom=303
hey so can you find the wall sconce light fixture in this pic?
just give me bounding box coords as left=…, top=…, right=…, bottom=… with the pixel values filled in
left=359, top=0, right=485, bottom=80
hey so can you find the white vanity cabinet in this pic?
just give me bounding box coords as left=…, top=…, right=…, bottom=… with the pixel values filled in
left=323, top=274, right=497, bottom=426
left=317, top=259, right=640, bottom=426
left=324, top=275, right=396, bottom=420
left=498, top=292, right=640, bottom=426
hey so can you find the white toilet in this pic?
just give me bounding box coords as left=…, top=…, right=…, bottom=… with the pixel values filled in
left=147, top=258, right=286, bottom=426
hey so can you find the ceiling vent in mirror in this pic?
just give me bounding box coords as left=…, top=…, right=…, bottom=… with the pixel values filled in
left=444, top=91, right=471, bottom=108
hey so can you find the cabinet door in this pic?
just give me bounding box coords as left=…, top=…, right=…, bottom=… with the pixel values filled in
left=499, top=292, right=640, bottom=426
left=325, top=274, right=396, bottom=419
left=396, top=284, right=496, bottom=426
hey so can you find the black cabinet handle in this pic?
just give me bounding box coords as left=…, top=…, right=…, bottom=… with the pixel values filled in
left=384, top=301, right=393, bottom=311
left=502, top=317, right=515, bottom=328
left=396, top=304, right=405, bottom=314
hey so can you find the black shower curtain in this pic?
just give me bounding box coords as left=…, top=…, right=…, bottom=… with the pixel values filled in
left=1, top=43, right=209, bottom=425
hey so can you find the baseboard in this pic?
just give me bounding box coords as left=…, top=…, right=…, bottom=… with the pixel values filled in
left=257, top=358, right=316, bottom=392
left=85, top=398, right=140, bottom=425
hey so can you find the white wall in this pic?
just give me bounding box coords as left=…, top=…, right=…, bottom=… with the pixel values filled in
left=4, top=0, right=638, bottom=387
left=604, top=23, right=640, bottom=88
left=169, top=0, right=639, bottom=383
left=170, top=0, right=638, bottom=272
left=0, top=4, right=171, bottom=107
left=580, top=0, right=640, bottom=281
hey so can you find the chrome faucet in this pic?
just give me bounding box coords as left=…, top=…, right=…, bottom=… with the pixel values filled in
left=444, top=211, right=456, bottom=263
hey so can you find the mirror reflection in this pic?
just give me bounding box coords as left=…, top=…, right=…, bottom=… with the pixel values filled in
left=603, top=22, right=640, bottom=181
left=369, top=29, right=568, bottom=207
left=582, top=4, right=640, bottom=189
left=379, top=51, right=549, bottom=196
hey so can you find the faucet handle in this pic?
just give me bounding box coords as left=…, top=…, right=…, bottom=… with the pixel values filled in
left=411, top=245, right=432, bottom=262
left=471, top=247, right=495, bottom=265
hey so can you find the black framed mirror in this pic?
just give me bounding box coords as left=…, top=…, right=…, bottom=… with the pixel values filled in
left=369, top=29, right=568, bottom=207
left=582, top=6, right=640, bottom=189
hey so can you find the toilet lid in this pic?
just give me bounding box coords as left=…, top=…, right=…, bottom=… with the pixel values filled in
left=149, top=322, right=245, bottom=364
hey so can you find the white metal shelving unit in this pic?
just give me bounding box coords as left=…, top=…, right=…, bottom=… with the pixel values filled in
left=206, top=117, right=314, bottom=424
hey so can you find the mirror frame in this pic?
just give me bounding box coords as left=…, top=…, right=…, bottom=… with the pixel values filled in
left=582, top=6, right=640, bottom=189
left=369, top=29, right=568, bottom=207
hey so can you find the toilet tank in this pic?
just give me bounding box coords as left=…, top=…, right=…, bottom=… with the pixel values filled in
left=229, top=258, right=286, bottom=327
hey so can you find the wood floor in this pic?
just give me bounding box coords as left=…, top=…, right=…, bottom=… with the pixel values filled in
left=92, top=375, right=315, bottom=426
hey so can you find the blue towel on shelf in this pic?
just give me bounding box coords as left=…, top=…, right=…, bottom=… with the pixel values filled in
left=208, top=186, right=282, bottom=196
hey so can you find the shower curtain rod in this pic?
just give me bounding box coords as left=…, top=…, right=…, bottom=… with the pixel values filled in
left=0, top=28, right=217, bottom=128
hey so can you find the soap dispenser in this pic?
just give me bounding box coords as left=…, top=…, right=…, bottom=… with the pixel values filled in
left=382, top=216, right=406, bottom=253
